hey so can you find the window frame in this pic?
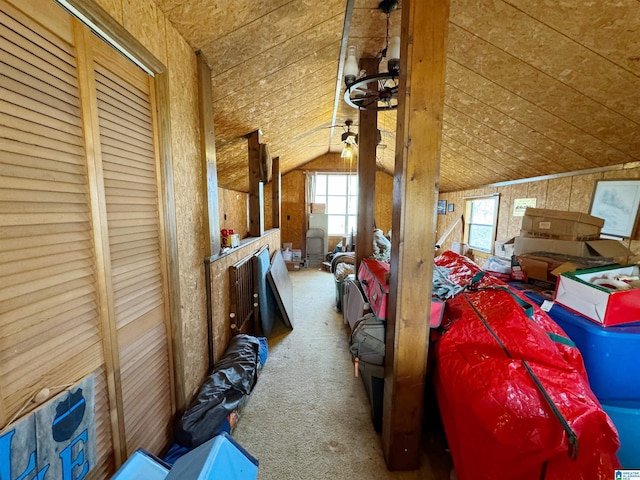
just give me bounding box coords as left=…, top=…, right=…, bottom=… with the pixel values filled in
left=313, top=172, right=358, bottom=236
left=463, top=194, right=500, bottom=253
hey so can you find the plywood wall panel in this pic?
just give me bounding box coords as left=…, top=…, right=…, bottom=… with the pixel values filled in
left=452, top=0, right=640, bottom=124
left=506, top=0, right=640, bottom=77
left=94, top=0, right=124, bottom=24
left=281, top=170, right=306, bottom=250
left=375, top=171, right=393, bottom=234
left=443, top=120, right=537, bottom=178
left=445, top=86, right=592, bottom=173
left=205, top=0, right=344, bottom=75
left=526, top=180, right=548, bottom=209
left=213, top=62, right=337, bottom=119
left=157, top=0, right=291, bottom=55
left=569, top=172, right=603, bottom=213
left=211, top=16, right=342, bottom=101
left=122, top=0, right=168, bottom=66
left=218, top=188, right=248, bottom=238
left=545, top=177, right=572, bottom=211
left=164, top=19, right=209, bottom=400
left=445, top=61, right=634, bottom=170
left=448, top=25, right=640, bottom=159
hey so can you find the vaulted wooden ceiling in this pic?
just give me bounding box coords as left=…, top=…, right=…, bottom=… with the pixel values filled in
left=154, top=0, right=640, bottom=193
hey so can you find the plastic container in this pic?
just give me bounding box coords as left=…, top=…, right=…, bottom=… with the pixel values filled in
left=524, top=291, right=640, bottom=402
left=112, top=450, right=169, bottom=480
left=166, top=432, right=258, bottom=480
left=601, top=400, right=640, bottom=469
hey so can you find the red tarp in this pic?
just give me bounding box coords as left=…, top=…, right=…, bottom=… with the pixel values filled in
left=433, top=251, right=620, bottom=479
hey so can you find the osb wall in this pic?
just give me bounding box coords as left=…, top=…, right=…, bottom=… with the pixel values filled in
left=208, top=230, right=280, bottom=364
left=92, top=0, right=226, bottom=404
left=437, top=166, right=640, bottom=265
left=270, top=153, right=394, bottom=252
left=218, top=187, right=249, bottom=238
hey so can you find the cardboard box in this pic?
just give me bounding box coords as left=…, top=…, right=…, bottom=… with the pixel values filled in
left=291, top=249, right=302, bottom=261
left=495, top=237, right=515, bottom=259
left=514, top=237, right=634, bottom=260
left=310, top=203, right=325, bottom=213
left=517, top=256, right=551, bottom=281
left=555, top=264, right=640, bottom=326
left=521, top=208, right=604, bottom=240
left=285, top=261, right=300, bottom=271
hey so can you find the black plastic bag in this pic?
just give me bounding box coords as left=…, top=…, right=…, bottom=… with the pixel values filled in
left=174, top=334, right=260, bottom=448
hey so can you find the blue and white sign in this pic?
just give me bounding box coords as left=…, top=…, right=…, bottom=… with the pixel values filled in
left=0, top=375, right=96, bottom=480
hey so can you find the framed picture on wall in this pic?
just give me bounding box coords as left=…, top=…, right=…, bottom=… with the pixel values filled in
left=437, top=200, right=447, bottom=215
left=590, top=180, right=640, bottom=238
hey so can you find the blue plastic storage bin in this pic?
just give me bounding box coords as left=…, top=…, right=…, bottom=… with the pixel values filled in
left=166, top=432, right=258, bottom=480
left=523, top=291, right=640, bottom=402
left=111, top=450, right=169, bottom=480
left=602, top=400, right=640, bottom=469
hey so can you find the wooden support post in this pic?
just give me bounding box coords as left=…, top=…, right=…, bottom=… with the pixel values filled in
left=383, top=0, right=450, bottom=471
left=247, top=130, right=265, bottom=237
left=356, top=58, right=378, bottom=273
left=272, top=156, right=282, bottom=228
left=196, top=51, right=221, bottom=256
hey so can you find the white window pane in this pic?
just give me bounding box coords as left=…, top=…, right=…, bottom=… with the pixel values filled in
left=328, top=215, right=346, bottom=235
left=468, top=224, right=493, bottom=251
left=327, top=175, right=347, bottom=195
left=348, top=175, right=358, bottom=195
left=314, top=175, right=327, bottom=200
left=347, top=215, right=358, bottom=235
left=347, top=196, right=358, bottom=214
left=470, top=198, right=495, bottom=225
left=327, top=195, right=347, bottom=214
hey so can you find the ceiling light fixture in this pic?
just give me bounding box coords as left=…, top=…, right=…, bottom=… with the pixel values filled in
left=343, top=0, right=400, bottom=111
left=340, top=120, right=358, bottom=162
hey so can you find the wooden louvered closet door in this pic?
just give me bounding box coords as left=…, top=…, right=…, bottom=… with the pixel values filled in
left=0, top=0, right=174, bottom=471
left=83, top=33, right=174, bottom=456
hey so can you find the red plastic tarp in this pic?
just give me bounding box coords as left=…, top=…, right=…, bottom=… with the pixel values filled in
left=433, top=251, right=620, bottom=479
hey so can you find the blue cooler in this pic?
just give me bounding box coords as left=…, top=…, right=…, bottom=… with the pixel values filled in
left=523, top=291, right=640, bottom=402
left=166, top=432, right=258, bottom=480
left=112, top=433, right=258, bottom=479
left=111, top=450, right=170, bottom=480
left=602, top=400, right=640, bottom=469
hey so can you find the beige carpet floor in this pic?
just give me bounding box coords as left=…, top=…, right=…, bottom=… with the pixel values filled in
left=233, top=268, right=453, bottom=479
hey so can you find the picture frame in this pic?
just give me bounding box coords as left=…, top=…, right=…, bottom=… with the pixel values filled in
left=589, top=179, right=640, bottom=238
left=437, top=200, right=447, bottom=215
left=447, top=203, right=455, bottom=213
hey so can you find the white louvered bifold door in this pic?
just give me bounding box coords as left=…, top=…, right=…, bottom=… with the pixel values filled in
left=89, top=36, right=173, bottom=456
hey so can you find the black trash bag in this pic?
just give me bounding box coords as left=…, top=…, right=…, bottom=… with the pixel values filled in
left=174, top=334, right=260, bottom=448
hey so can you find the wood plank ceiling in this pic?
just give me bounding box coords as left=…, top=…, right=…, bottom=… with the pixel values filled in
left=154, top=0, right=640, bottom=193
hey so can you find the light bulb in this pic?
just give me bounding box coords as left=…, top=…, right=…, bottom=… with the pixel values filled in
left=344, top=45, right=358, bottom=86
left=387, top=36, right=400, bottom=75
left=341, top=144, right=355, bottom=160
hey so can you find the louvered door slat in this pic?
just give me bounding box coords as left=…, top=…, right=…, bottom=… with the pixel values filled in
left=119, top=323, right=171, bottom=454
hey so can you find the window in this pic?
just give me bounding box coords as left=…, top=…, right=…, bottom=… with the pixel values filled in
left=314, top=173, right=358, bottom=235
left=464, top=195, right=499, bottom=252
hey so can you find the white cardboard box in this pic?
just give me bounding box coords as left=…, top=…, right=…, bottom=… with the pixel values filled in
left=554, top=264, right=640, bottom=326
left=494, top=238, right=515, bottom=259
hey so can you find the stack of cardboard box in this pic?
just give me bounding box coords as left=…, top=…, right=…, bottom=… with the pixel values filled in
left=497, top=208, right=634, bottom=284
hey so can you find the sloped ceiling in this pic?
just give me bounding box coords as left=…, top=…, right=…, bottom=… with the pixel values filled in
left=155, top=0, right=640, bottom=193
